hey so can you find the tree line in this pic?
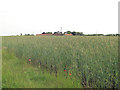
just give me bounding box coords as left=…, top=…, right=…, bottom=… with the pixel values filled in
left=20, top=31, right=119, bottom=36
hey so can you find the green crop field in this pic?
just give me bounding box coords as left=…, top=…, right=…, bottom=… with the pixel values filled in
left=2, top=36, right=119, bottom=88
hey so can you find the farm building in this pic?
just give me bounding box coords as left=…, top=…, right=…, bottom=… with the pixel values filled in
left=64, top=34, right=73, bottom=36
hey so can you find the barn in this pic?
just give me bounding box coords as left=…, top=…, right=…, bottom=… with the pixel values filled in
left=64, top=34, right=73, bottom=36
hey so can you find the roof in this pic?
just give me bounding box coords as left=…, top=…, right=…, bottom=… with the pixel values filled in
left=64, top=34, right=72, bottom=36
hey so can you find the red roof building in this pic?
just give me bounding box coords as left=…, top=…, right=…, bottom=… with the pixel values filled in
left=64, top=34, right=73, bottom=36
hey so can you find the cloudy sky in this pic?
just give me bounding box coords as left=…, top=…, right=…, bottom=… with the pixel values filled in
left=0, top=0, right=119, bottom=36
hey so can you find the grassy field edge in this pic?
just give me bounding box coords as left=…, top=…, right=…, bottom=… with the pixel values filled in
left=2, top=49, right=82, bottom=88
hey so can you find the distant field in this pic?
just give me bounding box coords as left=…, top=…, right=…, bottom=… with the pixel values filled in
left=2, top=36, right=119, bottom=88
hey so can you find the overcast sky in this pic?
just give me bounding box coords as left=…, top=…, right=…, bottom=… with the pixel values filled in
left=0, top=0, right=119, bottom=36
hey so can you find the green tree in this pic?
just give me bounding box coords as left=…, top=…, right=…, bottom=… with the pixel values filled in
left=66, top=31, right=71, bottom=34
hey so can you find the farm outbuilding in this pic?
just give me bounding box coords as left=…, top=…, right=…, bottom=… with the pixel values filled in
left=64, top=34, right=73, bottom=36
